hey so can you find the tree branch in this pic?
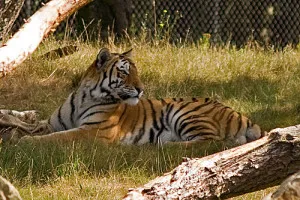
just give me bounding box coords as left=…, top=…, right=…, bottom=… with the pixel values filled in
left=0, top=0, right=92, bottom=77
left=124, top=125, right=300, bottom=200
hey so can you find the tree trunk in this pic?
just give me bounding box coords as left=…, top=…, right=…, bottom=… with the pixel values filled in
left=0, top=0, right=25, bottom=44
left=76, top=0, right=132, bottom=40
left=124, top=125, right=300, bottom=200
left=0, top=0, right=92, bottom=78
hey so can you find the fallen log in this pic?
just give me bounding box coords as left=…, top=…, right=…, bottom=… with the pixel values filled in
left=263, top=170, right=300, bottom=200
left=124, top=125, right=300, bottom=200
left=0, top=0, right=92, bottom=77
left=0, top=176, right=22, bottom=200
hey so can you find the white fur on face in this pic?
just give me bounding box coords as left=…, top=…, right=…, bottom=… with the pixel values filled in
left=115, top=59, right=130, bottom=74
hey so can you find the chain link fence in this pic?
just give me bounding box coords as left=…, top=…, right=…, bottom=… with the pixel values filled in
left=13, top=0, right=300, bottom=48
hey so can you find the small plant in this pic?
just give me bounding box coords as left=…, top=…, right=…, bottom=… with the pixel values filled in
left=198, top=33, right=211, bottom=49
left=154, top=9, right=182, bottom=43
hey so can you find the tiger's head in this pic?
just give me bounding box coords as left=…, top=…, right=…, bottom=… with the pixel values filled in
left=81, top=48, right=144, bottom=105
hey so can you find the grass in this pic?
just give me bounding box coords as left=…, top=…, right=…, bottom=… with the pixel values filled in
left=1, top=37, right=300, bottom=199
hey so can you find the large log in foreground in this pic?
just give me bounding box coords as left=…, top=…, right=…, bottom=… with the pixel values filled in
left=124, top=125, right=300, bottom=200
left=263, top=170, right=300, bottom=200
left=0, top=0, right=92, bottom=78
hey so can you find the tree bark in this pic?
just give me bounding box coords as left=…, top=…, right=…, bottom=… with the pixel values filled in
left=0, top=0, right=25, bottom=43
left=0, top=0, right=92, bottom=78
left=123, top=125, right=300, bottom=200
left=0, top=176, right=22, bottom=200
left=263, top=170, right=300, bottom=200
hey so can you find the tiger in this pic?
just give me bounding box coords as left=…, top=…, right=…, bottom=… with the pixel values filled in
left=0, top=48, right=263, bottom=145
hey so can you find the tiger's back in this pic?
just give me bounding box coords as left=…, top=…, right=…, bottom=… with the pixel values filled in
left=116, top=97, right=262, bottom=145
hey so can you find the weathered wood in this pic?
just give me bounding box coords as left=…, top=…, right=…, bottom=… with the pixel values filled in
left=0, top=176, right=22, bottom=200
left=124, top=125, right=300, bottom=200
left=0, top=0, right=92, bottom=78
left=263, top=170, right=300, bottom=200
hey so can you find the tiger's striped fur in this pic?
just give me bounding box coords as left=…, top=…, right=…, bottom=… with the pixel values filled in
left=5, top=48, right=263, bottom=145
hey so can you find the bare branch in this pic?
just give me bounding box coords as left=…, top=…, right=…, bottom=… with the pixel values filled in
left=0, top=0, right=92, bottom=77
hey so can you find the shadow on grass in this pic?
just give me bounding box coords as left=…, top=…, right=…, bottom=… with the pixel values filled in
left=142, top=71, right=300, bottom=131
left=250, top=104, right=300, bottom=131
left=142, top=72, right=279, bottom=104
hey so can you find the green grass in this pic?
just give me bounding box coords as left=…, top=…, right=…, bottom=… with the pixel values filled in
left=1, top=38, right=300, bottom=199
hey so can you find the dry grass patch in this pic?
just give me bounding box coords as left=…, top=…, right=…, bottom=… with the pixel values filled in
left=18, top=174, right=147, bottom=200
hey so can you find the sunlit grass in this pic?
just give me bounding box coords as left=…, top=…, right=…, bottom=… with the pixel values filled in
left=1, top=37, right=300, bottom=199
left=0, top=141, right=223, bottom=199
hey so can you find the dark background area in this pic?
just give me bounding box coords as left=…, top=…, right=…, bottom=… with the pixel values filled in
left=12, top=0, right=300, bottom=48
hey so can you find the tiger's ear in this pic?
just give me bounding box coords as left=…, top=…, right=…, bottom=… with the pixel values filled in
left=121, top=49, right=133, bottom=58
left=96, top=48, right=111, bottom=70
